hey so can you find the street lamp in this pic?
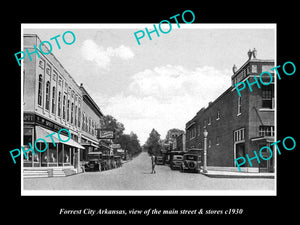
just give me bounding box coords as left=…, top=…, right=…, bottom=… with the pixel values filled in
left=203, top=129, right=208, bottom=173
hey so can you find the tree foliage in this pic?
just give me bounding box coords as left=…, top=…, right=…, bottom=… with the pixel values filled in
left=144, top=128, right=162, bottom=156
left=101, top=115, right=142, bottom=158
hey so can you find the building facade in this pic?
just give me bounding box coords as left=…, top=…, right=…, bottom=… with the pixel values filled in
left=23, top=34, right=104, bottom=175
left=79, top=83, right=104, bottom=161
left=185, top=50, right=275, bottom=172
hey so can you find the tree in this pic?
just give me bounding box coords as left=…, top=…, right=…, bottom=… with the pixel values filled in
left=144, top=129, right=162, bottom=156
left=118, top=132, right=142, bottom=159
left=101, top=115, right=125, bottom=141
left=100, top=115, right=142, bottom=159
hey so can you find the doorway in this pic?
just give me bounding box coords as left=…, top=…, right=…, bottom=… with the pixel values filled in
left=235, top=142, right=245, bottom=167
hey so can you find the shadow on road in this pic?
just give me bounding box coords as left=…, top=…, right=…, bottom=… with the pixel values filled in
left=142, top=172, right=154, bottom=175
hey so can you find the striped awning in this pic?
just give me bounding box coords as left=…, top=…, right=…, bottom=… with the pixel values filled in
left=35, top=126, right=85, bottom=149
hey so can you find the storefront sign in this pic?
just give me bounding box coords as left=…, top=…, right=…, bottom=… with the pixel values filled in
left=111, top=143, right=121, bottom=149
left=24, top=112, right=68, bottom=135
left=97, top=130, right=114, bottom=139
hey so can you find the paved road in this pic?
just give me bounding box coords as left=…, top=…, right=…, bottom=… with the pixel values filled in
left=23, top=152, right=274, bottom=191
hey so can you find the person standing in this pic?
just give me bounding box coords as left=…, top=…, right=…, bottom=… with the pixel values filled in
left=151, top=154, right=156, bottom=174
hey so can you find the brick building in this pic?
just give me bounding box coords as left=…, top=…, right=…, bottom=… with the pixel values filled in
left=185, top=50, right=275, bottom=172
left=22, top=34, right=105, bottom=177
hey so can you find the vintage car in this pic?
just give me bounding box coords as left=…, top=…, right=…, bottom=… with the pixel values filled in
left=156, top=155, right=165, bottom=165
left=114, top=155, right=122, bottom=167
left=181, top=149, right=203, bottom=173
left=110, top=155, right=116, bottom=169
left=85, top=152, right=103, bottom=172
left=170, top=151, right=184, bottom=170
left=102, top=154, right=111, bottom=170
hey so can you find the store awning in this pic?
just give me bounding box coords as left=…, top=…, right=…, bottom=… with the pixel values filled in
left=251, top=136, right=275, bottom=143
left=35, top=126, right=85, bottom=149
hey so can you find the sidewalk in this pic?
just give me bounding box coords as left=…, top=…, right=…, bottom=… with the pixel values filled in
left=200, top=170, right=275, bottom=179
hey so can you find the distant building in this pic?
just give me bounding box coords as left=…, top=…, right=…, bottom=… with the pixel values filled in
left=165, top=128, right=184, bottom=151
left=186, top=49, right=275, bottom=172
left=175, top=133, right=186, bottom=152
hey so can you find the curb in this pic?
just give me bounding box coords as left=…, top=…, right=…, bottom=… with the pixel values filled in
left=200, top=172, right=275, bottom=179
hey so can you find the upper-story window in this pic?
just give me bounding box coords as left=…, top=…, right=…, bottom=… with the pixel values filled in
left=63, top=95, right=66, bottom=120
left=45, top=81, right=50, bottom=110
left=58, top=92, right=62, bottom=117
left=252, top=65, right=257, bottom=73
left=71, top=102, right=74, bottom=124
left=237, top=96, right=242, bottom=115
left=51, top=86, right=56, bottom=114
left=262, top=85, right=274, bottom=109
left=234, top=128, right=245, bottom=142
left=67, top=99, right=70, bottom=121
left=38, top=75, right=43, bottom=106
left=46, top=64, right=51, bottom=75
left=216, top=110, right=220, bottom=120
left=39, top=59, right=45, bottom=69
left=259, top=125, right=275, bottom=137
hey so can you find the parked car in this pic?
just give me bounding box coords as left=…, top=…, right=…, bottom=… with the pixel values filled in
left=170, top=151, right=184, bottom=170
left=114, top=155, right=122, bottom=167
left=102, top=154, right=111, bottom=170
left=181, top=149, right=203, bottom=173
left=156, top=155, right=165, bottom=165
left=85, top=152, right=103, bottom=172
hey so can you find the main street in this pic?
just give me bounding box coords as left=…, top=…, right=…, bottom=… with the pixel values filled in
left=23, top=152, right=274, bottom=191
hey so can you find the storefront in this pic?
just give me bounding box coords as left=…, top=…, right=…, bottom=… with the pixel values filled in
left=23, top=113, right=84, bottom=171
left=251, top=136, right=275, bottom=173
left=80, top=136, right=99, bottom=162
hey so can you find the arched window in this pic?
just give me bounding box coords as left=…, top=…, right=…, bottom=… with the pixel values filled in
left=58, top=92, right=61, bottom=117
left=71, top=102, right=74, bottom=124
left=74, top=105, right=77, bottom=126
left=51, top=86, right=56, bottom=114
left=38, top=75, right=43, bottom=106
left=67, top=99, right=70, bottom=121
left=45, top=81, right=50, bottom=110
left=63, top=95, right=66, bottom=120
left=78, top=107, right=81, bottom=128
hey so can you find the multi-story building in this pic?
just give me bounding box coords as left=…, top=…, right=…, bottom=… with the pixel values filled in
left=22, top=34, right=104, bottom=176
left=175, top=133, right=186, bottom=152
left=165, top=128, right=184, bottom=151
left=79, top=83, right=104, bottom=161
left=185, top=50, right=275, bottom=172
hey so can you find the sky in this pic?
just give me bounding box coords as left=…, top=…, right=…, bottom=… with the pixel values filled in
left=23, top=24, right=275, bottom=144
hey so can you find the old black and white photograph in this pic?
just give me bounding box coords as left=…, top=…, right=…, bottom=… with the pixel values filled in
left=20, top=24, right=277, bottom=195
